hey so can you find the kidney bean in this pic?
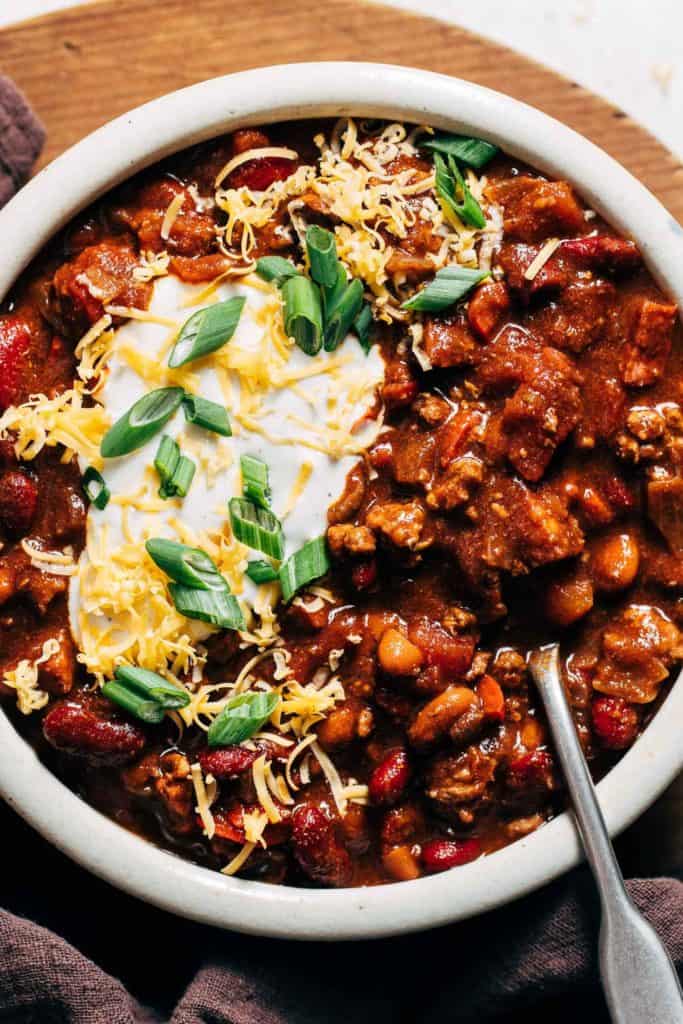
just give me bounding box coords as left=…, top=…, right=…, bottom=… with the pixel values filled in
left=368, top=749, right=411, bottom=806
left=291, top=804, right=352, bottom=887
left=351, top=557, right=377, bottom=591
left=0, top=471, right=38, bottom=535
left=198, top=739, right=287, bottom=778
left=0, top=316, right=31, bottom=411
left=421, top=837, right=481, bottom=873
left=43, top=697, right=145, bottom=765
left=591, top=695, right=639, bottom=750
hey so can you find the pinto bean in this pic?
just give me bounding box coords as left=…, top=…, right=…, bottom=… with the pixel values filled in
left=377, top=628, right=423, bottom=676
left=380, top=802, right=425, bottom=848
left=43, top=696, right=146, bottom=766
left=316, top=699, right=372, bottom=752
left=590, top=532, right=640, bottom=593
left=291, top=804, right=352, bottom=887
left=546, top=568, right=594, bottom=627
left=368, top=750, right=411, bottom=806
left=421, top=838, right=481, bottom=873
left=407, top=686, right=477, bottom=751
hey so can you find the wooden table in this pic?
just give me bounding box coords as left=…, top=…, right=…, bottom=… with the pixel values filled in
left=0, top=0, right=680, bottom=1014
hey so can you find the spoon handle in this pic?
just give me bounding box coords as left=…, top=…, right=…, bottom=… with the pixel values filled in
left=529, top=644, right=683, bottom=1024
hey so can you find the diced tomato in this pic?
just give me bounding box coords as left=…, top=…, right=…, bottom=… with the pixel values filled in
left=0, top=316, right=31, bottom=411
left=408, top=618, right=475, bottom=676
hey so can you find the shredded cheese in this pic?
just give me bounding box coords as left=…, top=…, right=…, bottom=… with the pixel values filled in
left=190, top=762, right=216, bottom=839
left=221, top=842, right=256, bottom=876
left=2, top=638, right=59, bottom=715
left=160, top=193, right=186, bottom=241
left=523, top=237, right=562, bottom=281
left=0, top=385, right=110, bottom=467
left=20, top=539, right=77, bottom=576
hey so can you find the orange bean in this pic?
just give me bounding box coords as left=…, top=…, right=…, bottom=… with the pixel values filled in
left=590, top=532, right=640, bottom=593
left=477, top=674, right=505, bottom=721
left=383, top=844, right=421, bottom=881
left=378, top=627, right=424, bottom=675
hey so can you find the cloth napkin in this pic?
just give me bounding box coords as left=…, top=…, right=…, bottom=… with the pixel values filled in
left=0, top=73, right=681, bottom=1024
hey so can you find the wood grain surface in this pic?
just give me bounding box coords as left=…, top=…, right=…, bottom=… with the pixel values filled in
left=0, top=0, right=679, bottom=994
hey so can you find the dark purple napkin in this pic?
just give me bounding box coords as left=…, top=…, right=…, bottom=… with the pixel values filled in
left=0, top=74, right=681, bottom=1024
left=0, top=874, right=681, bottom=1023
left=0, top=75, right=45, bottom=206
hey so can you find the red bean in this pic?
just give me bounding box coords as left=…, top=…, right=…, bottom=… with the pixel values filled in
left=591, top=695, right=639, bottom=751
left=198, top=740, right=287, bottom=779
left=43, top=697, right=145, bottom=766
left=0, top=471, right=38, bottom=535
left=291, top=804, right=352, bottom=887
left=351, top=557, right=377, bottom=591
left=368, top=750, right=411, bottom=806
left=421, top=837, right=481, bottom=874
left=506, top=749, right=555, bottom=791
left=0, top=316, right=31, bottom=411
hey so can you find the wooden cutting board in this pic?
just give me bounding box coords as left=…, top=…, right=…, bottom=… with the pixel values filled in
left=2, top=0, right=683, bottom=227
left=0, top=0, right=680, bottom=987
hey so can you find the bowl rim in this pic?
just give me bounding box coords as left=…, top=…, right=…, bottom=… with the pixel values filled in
left=0, top=61, right=681, bottom=941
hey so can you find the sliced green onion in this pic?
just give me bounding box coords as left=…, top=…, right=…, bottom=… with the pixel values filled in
left=182, top=394, right=231, bottom=437
left=168, top=583, right=245, bottom=630
left=101, top=681, right=166, bottom=724
left=168, top=297, right=245, bottom=368
left=419, top=132, right=499, bottom=169
left=229, top=497, right=284, bottom=559
left=306, top=225, right=338, bottom=288
left=434, top=152, right=486, bottom=230
left=323, top=263, right=348, bottom=318
left=154, top=434, right=180, bottom=488
left=324, top=278, right=364, bottom=351
left=113, top=665, right=190, bottom=709
left=279, top=536, right=330, bottom=602
left=282, top=275, right=323, bottom=356
left=169, top=455, right=195, bottom=498
left=207, top=690, right=280, bottom=747
left=255, top=255, right=301, bottom=284
left=240, top=454, right=270, bottom=509
left=146, top=538, right=228, bottom=591
left=402, top=265, right=489, bottom=313
left=353, top=302, right=373, bottom=353
left=245, top=559, right=279, bottom=584
left=101, top=386, right=184, bottom=457
left=82, top=466, right=110, bottom=510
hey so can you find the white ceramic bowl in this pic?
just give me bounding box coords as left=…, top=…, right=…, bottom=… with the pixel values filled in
left=0, top=63, right=681, bottom=940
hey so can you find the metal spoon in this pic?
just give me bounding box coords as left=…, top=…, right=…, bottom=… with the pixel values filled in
left=528, top=643, right=683, bottom=1024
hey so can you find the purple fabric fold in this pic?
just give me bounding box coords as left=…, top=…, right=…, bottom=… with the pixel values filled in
left=0, top=74, right=45, bottom=208
left=0, top=874, right=680, bottom=1023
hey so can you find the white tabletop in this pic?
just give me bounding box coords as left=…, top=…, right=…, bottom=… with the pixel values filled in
left=1, top=0, right=681, bottom=159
